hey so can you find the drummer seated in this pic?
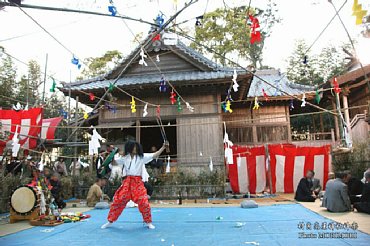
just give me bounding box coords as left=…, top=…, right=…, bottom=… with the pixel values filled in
left=50, top=172, right=66, bottom=209
left=87, top=178, right=109, bottom=207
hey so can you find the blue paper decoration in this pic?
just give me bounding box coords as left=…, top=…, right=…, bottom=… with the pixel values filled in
left=156, top=13, right=164, bottom=28
left=108, top=5, right=117, bottom=16
left=59, top=109, right=68, bottom=119
left=159, top=77, right=167, bottom=92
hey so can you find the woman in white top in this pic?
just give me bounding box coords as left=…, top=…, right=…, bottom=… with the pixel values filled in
left=101, top=140, right=167, bottom=230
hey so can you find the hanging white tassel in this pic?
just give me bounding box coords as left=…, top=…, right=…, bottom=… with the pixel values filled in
left=166, top=156, right=171, bottom=173
left=156, top=55, right=160, bottom=62
left=185, top=102, right=194, bottom=112
left=209, top=156, right=213, bottom=172
left=88, top=127, right=103, bottom=155
left=11, top=125, right=20, bottom=157
left=139, top=48, right=148, bottom=66
left=301, top=93, right=306, bottom=107
left=232, top=69, right=239, bottom=92
left=143, top=103, right=148, bottom=117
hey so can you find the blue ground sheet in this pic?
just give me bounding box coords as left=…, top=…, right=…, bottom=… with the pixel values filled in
left=1, top=204, right=369, bottom=246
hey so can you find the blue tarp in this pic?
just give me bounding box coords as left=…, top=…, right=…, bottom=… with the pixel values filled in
left=1, top=204, right=369, bottom=246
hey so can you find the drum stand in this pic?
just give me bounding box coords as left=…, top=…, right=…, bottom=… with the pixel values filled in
left=9, top=207, right=40, bottom=223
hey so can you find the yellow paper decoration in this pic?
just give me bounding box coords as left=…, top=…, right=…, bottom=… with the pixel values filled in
left=253, top=97, right=260, bottom=110
left=130, top=97, right=136, bottom=113
left=225, top=100, right=233, bottom=113
left=83, top=112, right=89, bottom=119
left=352, top=0, right=368, bottom=25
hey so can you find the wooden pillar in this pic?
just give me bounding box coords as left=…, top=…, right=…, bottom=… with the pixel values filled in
left=342, top=94, right=352, bottom=139
left=286, top=105, right=292, bottom=143
left=332, top=100, right=340, bottom=141
left=136, top=120, right=141, bottom=143
left=72, top=96, right=79, bottom=177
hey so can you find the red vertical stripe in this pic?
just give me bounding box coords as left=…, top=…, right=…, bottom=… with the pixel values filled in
left=283, top=147, right=295, bottom=193
left=247, top=148, right=257, bottom=194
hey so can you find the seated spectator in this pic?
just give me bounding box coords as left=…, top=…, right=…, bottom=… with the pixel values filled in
left=354, top=171, right=370, bottom=214
left=361, top=168, right=370, bottom=183
left=6, top=157, right=22, bottom=176
left=295, top=170, right=316, bottom=202
left=49, top=172, right=66, bottom=209
left=322, top=171, right=351, bottom=212
left=345, top=170, right=364, bottom=204
left=310, top=173, right=322, bottom=196
left=54, top=157, right=68, bottom=176
left=328, top=172, right=335, bottom=180
left=87, top=178, right=109, bottom=207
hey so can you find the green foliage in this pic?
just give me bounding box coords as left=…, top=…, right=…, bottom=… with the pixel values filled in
left=332, top=139, right=370, bottom=178
left=286, top=40, right=348, bottom=85
left=77, top=50, right=123, bottom=80
left=191, top=1, right=280, bottom=68
left=0, top=55, right=17, bottom=108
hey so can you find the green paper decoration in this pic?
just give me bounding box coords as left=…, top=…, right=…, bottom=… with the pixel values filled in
left=50, top=78, right=56, bottom=92
left=177, top=96, right=182, bottom=112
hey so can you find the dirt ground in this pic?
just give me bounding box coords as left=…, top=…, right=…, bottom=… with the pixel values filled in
left=1, top=194, right=369, bottom=237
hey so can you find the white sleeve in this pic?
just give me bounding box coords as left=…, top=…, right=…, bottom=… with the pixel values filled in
left=142, top=153, right=154, bottom=164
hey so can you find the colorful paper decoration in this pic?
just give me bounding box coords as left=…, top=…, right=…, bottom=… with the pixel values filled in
left=170, top=91, right=176, bottom=104
left=253, top=96, right=259, bottom=110
left=143, top=103, right=148, bottom=117
left=139, top=48, right=148, bottom=66
left=186, top=102, right=194, bottom=112
left=156, top=105, right=161, bottom=117
left=262, top=89, right=269, bottom=101
left=108, top=5, right=117, bottom=16
left=50, top=78, right=56, bottom=92
left=301, top=93, right=306, bottom=107
left=315, top=89, right=322, bottom=104
left=232, top=69, right=239, bottom=92
left=195, top=15, right=204, bottom=26
left=225, top=100, right=233, bottom=113
left=249, top=15, right=261, bottom=44
left=71, top=56, right=81, bottom=69
left=83, top=112, right=89, bottom=119
left=152, top=34, right=161, bottom=41
left=159, top=77, right=167, bottom=92
left=130, top=97, right=136, bottom=113
left=333, top=77, right=341, bottom=94
left=156, top=13, right=165, bottom=28
left=177, top=96, right=182, bottom=112
left=108, top=83, right=114, bottom=92
left=89, top=93, right=95, bottom=101
left=60, top=109, right=68, bottom=119
left=221, top=102, right=227, bottom=112
left=289, top=99, right=294, bottom=110
left=352, top=0, right=367, bottom=25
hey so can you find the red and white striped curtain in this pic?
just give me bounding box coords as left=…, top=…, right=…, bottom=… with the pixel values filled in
left=0, top=108, right=43, bottom=154
left=227, top=145, right=266, bottom=194
left=269, top=144, right=331, bottom=193
left=226, top=144, right=331, bottom=194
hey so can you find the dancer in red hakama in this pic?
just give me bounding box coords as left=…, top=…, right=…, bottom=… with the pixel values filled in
left=101, top=140, right=167, bottom=230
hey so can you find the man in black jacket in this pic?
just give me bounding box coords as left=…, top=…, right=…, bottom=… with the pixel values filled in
left=295, top=170, right=316, bottom=202
left=354, top=171, right=370, bottom=214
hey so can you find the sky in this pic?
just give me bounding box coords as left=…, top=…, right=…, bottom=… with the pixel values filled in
left=0, top=0, right=369, bottom=89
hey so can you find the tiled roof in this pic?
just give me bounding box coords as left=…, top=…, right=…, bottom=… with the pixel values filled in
left=247, top=70, right=314, bottom=97
left=65, top=70, right=248, bottom=91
